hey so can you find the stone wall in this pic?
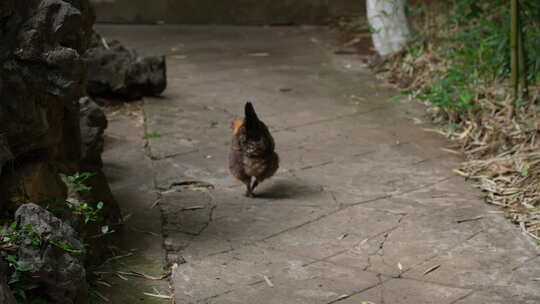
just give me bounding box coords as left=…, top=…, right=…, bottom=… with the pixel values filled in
left=90, top=0, right=364, bottom=24
left=0, top=0, right=120, bottom=257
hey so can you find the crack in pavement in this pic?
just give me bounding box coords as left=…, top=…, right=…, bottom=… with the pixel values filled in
left=378, top=273, right=386, bottom=304
left=324, top=277, right=392, bottom=304
left=448, top=290, right=475, bottom=304
left=363, top=214, right=407, bottom=275
left=272, top=105, right=390, bottom=133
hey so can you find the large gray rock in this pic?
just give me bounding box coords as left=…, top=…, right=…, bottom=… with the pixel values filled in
left=0, top=260, right=16, bottom=304
left=79, top=97, right=107, bottom=167
left=15, top=203, right=87, bottom=304
left=0, top=0, right=94, bottom=161
left=84, top=32, right=167, bottom=100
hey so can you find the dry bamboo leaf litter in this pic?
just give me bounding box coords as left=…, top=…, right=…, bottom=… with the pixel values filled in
left=143, top=292, right=173, bottom=299
left=92, top=290, right=110, bottom=302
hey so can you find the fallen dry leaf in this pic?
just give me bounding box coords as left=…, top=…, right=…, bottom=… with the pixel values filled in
left=456, top=216, right=483, bottom=223
left=182, top=205, right=205, bottom=211
left=423, top=264, right=441, bottom=276
left=143, top=292, right=172, bottom=299
left=247, top=52, right=269, bottom=57
left=263, top=275, right=274, bottom=287
left=338, top=233, right=348, bottom=240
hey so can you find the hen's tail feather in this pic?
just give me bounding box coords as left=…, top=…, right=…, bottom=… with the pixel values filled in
left=244, top=102, right=261, bottom=138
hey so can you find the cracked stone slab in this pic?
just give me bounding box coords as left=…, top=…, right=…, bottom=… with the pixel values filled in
left=452, top=288, right=540, bottom=304
left=203, top=262, right=380, bottom=304
left=336, top=277, right=471, bottom=304
left=144, top=100, right=233, bottom=159
left=404, top=215, right=540, bottom=295
left=293, top=144, right=455, bottom=203
left=151, top=147, right=231, bottom=189
left=175, top=248, right=380, bottom=304
left=160, top=189, right=216, bottom=236
left=172, top=245, right=315, bottom=302
left=162, top=186, right=339, bottom=259
left=262, top=204, right=403, bottom=260
left=330, top=205, right=488, bottom=277
left=389, top=176, right=485, bottom=211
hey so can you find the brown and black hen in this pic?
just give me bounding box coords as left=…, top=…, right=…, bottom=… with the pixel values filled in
left=229, top=102, right=279, bottom=197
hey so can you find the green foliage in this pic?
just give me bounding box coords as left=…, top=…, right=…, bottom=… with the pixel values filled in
left=66, top=201, right=104, bottom=224
left=0, top=171, right=111, bottom=303
left=418, top=68, right=478, bottom=114
left=67, top=172, right=96, bottom=192
left=413, top=0, right=540, bottom=119
left=1, top=223, right=44, bottom=302
left=452, top=0, right=540, bottom=81
left=143, top=131, right=161, bottom=139
left=1, top=220, right=88, bottom=303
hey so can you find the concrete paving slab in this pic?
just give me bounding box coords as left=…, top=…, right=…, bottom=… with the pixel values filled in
left=203, top=262, right=379, bottom=304
left=97, top=104, right=172, bottom=303
left=172, top=245, right=315, bottom=303
left=336, top=278, right=471, bottom=304
left=452, top=288, right=540, bottom=304
left=262, top=204, right=403, bottom=260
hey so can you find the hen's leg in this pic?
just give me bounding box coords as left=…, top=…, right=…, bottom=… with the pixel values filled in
left=251, top=179, right=260, bottom=193
left=245, top=177, right=254, bottom=197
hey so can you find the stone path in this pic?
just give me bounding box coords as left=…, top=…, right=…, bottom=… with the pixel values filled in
left=97, top=25, right=540, bottom=304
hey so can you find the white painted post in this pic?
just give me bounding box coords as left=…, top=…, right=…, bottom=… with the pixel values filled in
left=367, top=0, right=411, bottom=56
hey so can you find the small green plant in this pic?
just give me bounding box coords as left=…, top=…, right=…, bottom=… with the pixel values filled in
left=46, top=235, right=82, bottom=254
left=143, top=131, right=161, bottom=139
left=67, top=172, right=96, bottom=192
left=66, top=172, right=109, bottom=230
left=66, top=201, right=104, bottom=224
left=0, top=221, right=81, bottom=303
left=417, top=67, right=478, bottom=120
left=1, top=171, right=113, bottom=303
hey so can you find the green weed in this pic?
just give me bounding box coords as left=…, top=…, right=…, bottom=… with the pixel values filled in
left=143, top=131, right=161, bottom=139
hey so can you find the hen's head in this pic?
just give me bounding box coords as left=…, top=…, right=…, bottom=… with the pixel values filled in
left=231, top=120, right=243, bottom=135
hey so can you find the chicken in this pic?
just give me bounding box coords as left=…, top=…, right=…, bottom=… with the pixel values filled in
left=229, top=102, right=279, bottom=197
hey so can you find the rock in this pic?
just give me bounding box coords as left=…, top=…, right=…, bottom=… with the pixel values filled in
left=15, top=203, right=88, bottom=304
left=0, top=0, right=94, bottom=161
left=0, top=260, right=16, bottom=304
left=84, top=32, right=167, bottom=100
left=79, top=97, right=107, bottom=167
left=0, top=135, right=13, bottom=176
left=20, top=162, right=68, bottom=204
left=0, top=0, right=121, bottom=263
left=126, top=55, right=167, bottom=98
left=0, top=161, right=68, bottom=215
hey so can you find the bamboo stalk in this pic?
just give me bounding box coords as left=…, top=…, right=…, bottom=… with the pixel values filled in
left=518, top=13, right=528, bottom=100
left=510, top=0, right=519, bottom=102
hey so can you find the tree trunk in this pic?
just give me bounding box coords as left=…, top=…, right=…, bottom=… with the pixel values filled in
left=367, top=0, right=411, bottom=57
